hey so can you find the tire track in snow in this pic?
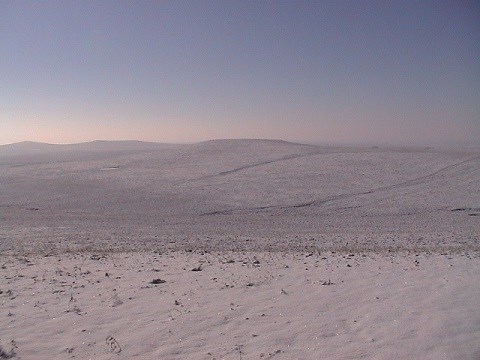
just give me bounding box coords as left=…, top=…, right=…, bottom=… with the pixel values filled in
left=201, top=156, right=479, bottom=216
left=182, top=151, right=325, bottom=184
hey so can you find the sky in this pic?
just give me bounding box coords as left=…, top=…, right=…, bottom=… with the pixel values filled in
left=1, top=0, right=479, bottom=145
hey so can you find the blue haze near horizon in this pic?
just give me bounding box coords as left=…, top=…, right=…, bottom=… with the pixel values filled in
left=1, top=1, right=479, bottom=146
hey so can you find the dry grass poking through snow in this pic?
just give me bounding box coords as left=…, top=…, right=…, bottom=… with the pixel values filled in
left=1, top=140, right=479, bottom=358
left=1, top=250, right=480, bottom=359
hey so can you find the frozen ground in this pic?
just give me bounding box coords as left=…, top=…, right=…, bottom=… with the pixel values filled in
left=1, top=251, right=479, bottom=359
left=0, top=139, right=479, bottom=359
left=0, top=139, right=478, bottom=254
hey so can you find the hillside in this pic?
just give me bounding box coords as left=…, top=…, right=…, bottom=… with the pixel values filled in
left=0, top=139, right=478, bottom=254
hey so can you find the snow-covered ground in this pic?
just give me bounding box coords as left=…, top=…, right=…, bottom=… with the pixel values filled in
left=1, top=251, right=479, bottom=359
left=0, top=139, right=479, bottom=359
left=1, top=139, right=478, bottom=254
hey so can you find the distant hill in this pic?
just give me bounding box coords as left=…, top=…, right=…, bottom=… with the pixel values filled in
left=0, top=140, right=178, bottom=157
left=0, top=138, right=316, bottom=157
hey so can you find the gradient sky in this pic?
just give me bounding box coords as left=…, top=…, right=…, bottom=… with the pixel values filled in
left=1, top=1, right=479, bottom=145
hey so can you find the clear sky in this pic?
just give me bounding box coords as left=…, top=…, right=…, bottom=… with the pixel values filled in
left=1, top=1, right=479, bottom=145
